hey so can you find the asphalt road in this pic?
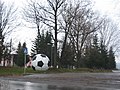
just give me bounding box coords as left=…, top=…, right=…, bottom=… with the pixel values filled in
left=1, top=72, right=120, bottom=90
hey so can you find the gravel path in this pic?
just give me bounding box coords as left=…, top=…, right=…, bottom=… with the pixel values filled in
left=1, top=72, right=120, bottom=89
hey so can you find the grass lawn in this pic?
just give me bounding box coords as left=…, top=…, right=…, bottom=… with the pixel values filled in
left=0, top=67, right=24, bottom=76
left=0, top=66, right=112, bottom=76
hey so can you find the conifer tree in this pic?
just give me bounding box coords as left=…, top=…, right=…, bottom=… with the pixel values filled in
left=99, top=40, right=108, bottom=69
left=15, top=42, right=23, bottom=67
left=31, top=31, right=42, bottom=55
left=60, top=43, right=75, bottom=68
left=84, top=34, right=101, bottom=68
left=84, top=34, right=116, bottom=69
left=108, top=47, right=116, bottom=69
left=31, top=31, right=52, bottom=59
left=15, top=42, right=28, bottom=67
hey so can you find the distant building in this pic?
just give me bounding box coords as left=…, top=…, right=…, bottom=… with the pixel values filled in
left=0, top=50, right=31, bottom=67
left=0, top=50, right=17, bottom=66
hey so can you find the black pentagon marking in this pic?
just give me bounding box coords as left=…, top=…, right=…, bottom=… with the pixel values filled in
left=32, top=66, right=36, bottom=71
left=48, top=61, right=50, bottom=66
left=41, top=54, right=46, bottom=58
left=32, top=56, right=37, bottom=61
left=37, top=61, right=44, bottom=67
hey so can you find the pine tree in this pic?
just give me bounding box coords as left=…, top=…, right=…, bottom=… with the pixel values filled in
left=31, top=31, right=53, bottom=64
left=84, top=34, right=101, bottom=68
left=99, top=40, right=108, bottom=69
left=31, top=31, right=41, bottom=55
left=60, top=43, right=75, bottom=68
left=15, top=42, right=28, bottom=67
left=84, top=34, right=115, bottom=69
left=15, top=42, right=23, bottom=67
left=108, top=47, right=116, bottom=69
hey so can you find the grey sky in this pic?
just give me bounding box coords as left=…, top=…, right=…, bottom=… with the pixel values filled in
left=2, top=0, right=120, bottom=56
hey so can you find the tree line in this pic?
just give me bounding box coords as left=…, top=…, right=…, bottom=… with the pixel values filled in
left=24, top=0, right=116, bottom=69
left=0, top=0, right=118, bottom=69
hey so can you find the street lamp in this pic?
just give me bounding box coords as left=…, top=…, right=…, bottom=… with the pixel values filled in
left=47, top=43, right=53, bottom=68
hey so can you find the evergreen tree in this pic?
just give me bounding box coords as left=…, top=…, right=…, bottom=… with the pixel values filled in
left=44, top=31, right=53, bottom=58
left=85, top=46, right=101, bottom=69
left=15, top=42, right=23, bottom=67
left=17, top=42, right=21, bottom=51
left=99, top=40, right=108, bottom=69
left=31, top=31, right=41, bottom=55
left=15, top=42, right=29, bottom=67
left=31, top=31, right=53, bottom=63
left=60, top=43, right=75, bottom=68
left=108, top=47, right=116, bottom=69
left=84, top=34, right=115, bottom=69
left=84, top=34, right=101, bottom=69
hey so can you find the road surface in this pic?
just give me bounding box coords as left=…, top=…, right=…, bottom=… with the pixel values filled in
left=1, top=72, right=120, bottom=90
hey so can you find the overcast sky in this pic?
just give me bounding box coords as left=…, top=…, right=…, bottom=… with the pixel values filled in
left=93, top=0, right=120, bottom=21
left=2, top=0, right=120, bottom=56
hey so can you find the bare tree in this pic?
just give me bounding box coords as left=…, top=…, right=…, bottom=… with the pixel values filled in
left=98, top=18, right=120, bottom=55
left=23, top=0, right=66, bottom=67
left=60, top=0, right=103, bottom=67
left=59, top=3, right=76, bottom=67
left=23, top=0, right=41, bottom=35
left=37, top=0, right=66, bottom=67
left=0, top=0, right=17, bottom=64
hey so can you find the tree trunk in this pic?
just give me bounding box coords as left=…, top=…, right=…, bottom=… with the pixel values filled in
left=54, top=12, right=57, bottom=68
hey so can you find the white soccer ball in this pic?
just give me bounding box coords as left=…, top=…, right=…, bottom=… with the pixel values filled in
left=31, top=54, right=50, bottom=70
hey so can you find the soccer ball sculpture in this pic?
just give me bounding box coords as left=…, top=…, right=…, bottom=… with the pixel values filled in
left=31, top=54, right=50, bottom=70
